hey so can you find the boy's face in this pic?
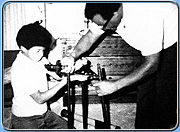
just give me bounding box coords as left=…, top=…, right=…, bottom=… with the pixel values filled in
left=24, top=46, right=45, bottom=62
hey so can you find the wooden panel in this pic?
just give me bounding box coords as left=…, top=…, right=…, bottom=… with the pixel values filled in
left=4, top=50, right=19, bottom=107
left=4, top=50, right=19, bottom=68
left=86, top=56, right=143, bottom=77
left=89, top=35, right=141, bottom=57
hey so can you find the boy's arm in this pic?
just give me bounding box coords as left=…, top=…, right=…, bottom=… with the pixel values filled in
left=30, top=78, right=67, bottom=104
left=30, top=75, right=88, bottom=104
left=47, top=70, right=62, bottom=80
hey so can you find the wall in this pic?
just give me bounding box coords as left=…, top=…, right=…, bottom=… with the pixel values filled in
left=45, top=3, right=86, bottom=38
left=3, top=2, right=86, bottom=50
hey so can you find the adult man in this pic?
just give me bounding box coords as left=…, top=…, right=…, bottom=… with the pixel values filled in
left=62, top=3, right=178, bottom=129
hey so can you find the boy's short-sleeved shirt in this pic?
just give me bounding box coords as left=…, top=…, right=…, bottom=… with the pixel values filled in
left=11, top=51, right=49, bottom=117
left=90, top=3, right=178, bottom=56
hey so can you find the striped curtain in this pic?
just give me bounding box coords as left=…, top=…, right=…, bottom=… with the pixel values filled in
left=3, top=3, right=45, bottom=50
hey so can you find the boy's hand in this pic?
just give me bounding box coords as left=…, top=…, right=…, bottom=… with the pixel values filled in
left=70, top=74, right=89, bottom=81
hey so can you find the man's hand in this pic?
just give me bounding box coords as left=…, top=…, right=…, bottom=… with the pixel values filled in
left=61, top=56, right=88, bottom=73
left=93, top=81, right=118, bottom=96
left=61, top=56, right=75, bottom=73
left=74, top=57, right=88, bottom=71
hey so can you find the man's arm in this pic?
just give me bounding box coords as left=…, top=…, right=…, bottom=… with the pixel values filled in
left=94, top=52, right=161, bottom=96
left=61, top=28, right=104, bottom=73
left=70, top=29, right=104, bottom=60
left=117, top=52, right=160, bottom=88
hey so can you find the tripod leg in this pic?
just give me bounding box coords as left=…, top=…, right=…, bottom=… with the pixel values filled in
left=82, top=81, right=88, bottom=129
left=100, top=96, right=110, bottom=129
left=97, top=65, right=111, bottom=129
left=67, top=73, right=74, bottom=129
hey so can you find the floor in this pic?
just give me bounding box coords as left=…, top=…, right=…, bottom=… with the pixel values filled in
left=73, top=103, right=136, bottom=129
left=3, top=99, right=136, bottom=130
left=48, top=98, right=136, bottom=129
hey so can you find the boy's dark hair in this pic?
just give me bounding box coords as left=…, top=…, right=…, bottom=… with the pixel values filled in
left=16, top=21, right=54, bottom=50
left=85, top=3, right=121, bottom=20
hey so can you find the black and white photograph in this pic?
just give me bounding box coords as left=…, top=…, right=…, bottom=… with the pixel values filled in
left=2, top=1, right=178, bottom=130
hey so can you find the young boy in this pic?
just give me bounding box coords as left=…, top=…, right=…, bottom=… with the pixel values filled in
left=10, top=21, right=88, bottom=129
